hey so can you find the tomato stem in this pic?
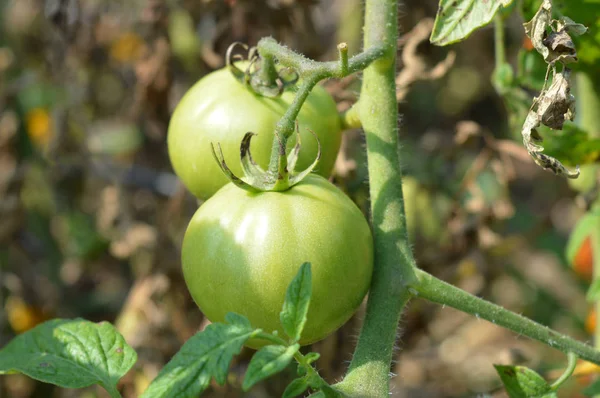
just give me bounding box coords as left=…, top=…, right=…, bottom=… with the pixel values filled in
left=254, top=51, right=280, bottom=91
left=252, top=35, right=387, bottom=192
left=335, top=1, right=421, bottom=396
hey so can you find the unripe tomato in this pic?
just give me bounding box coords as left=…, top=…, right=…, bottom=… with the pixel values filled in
left=168, top=66, right=342, bottom=200
left=182, top=174, right=373, bottom=347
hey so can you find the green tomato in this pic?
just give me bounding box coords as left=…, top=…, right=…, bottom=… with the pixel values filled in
left=168, top=66, right=342, bottom=200
left=182, top=174, right=373, bottom=347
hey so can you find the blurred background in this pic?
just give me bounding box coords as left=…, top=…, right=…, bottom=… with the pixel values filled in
left=0, top=0, right=599, bottom=397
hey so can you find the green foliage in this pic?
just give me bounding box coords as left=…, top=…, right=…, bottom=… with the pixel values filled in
left=140, top=263, right=338, bottom=396
left=242, top=344, right=299, bottom=391
left=430, top=0, right=514, bottom=45
left=0, top=319, right=136, bottom=398
left=495, top=365, right=557, bottom=398
left=283, top=377, right=310, bottom=398
left=280, top=262, right=312, bottom=342
left=140, top=313, right=260, bottom=398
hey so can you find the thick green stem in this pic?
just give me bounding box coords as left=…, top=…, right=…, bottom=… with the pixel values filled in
left=337, top=1, right=418, bottom=396
left=412, top=269, right=600, bottom=364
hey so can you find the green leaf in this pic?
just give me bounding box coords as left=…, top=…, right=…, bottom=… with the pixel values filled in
left=280, top=262, right=312, bottom=342
left=494, top=365, right=556, bottom=398
left=141, top=314, right=259, bottom=398
left=283, top=377, right=309, bottom=398
left=0, top=319, right=136, bottom=398
left=430, top=0, right=514, bottom=46
left=242, top=344, right=299, bottom=391
left=583, top=377, right=600, bottom=396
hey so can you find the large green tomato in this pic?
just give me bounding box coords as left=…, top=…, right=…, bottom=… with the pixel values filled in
left=168, top=66, right=342, bottom=200
left=182, top=174, right=373, bottom=347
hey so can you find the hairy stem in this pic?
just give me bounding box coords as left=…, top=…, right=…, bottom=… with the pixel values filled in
left=337, top=0, right=418, bottom=396
left=256, top=37, right=386, bottom=187
left=265, top=78, right=319, bottom=183
left=412, top=269, right=600, bottom=364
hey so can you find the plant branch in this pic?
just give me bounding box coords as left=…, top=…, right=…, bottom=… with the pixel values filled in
left=257, top=37, right=387, bottom=80
left=412, top=269, right=600, bottom=365
left=255, top=36, right=387, bottom=187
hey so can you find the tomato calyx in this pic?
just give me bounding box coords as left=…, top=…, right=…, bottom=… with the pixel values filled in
left=211, top=122, right=322, bottom=192
left=226, top=42, right=298, bottom=98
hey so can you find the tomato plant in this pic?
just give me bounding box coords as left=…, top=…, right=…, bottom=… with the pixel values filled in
left=167, top=65, right=342, bottom=200
left=181, top=174, right=373, bottom=347
left=6, top=1, right=600, bottom=398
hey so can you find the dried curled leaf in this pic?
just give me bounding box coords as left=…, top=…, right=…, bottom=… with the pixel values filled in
left=537, top=68, right=575, bottom=130
left=519, top=0, right=586, bottom=179
left=521, top=69, right=579, bottom=179
left=557, top=17, right=588, bottom=36
left=543, top=30, right=578, bottom=64
left=522, top=0, right=587, bottom=65
left=523, top=0, right=552, bottom=61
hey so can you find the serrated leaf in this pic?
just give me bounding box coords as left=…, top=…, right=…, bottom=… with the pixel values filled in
left=495, top=365, right=555, bottom=398
left=0, top=319, right=136, bottom=397
left=242, top=344, right=299, bottom=391
left=141, top=317, right=259, bottom=398
left=283, top=377, right=309, bottom=398
left=431, top=0, right=514, bottom=46
left=280, top=262, right=312, bottom=342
